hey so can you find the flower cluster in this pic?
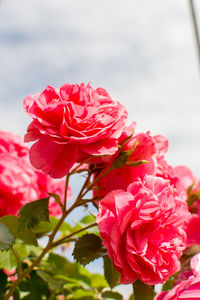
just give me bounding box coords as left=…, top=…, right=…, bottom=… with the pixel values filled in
left=155, top=253, right=200, bottom=299
left=22, top=82, right=193, bottom=287
left=0, top=131, right=71, bottom=216
left=2, top=82, right=200, bottom=298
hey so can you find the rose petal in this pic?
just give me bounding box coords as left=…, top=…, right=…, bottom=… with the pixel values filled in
left=29, top=136, right=78, bottom=178
left=81, top=139, right=118, bottom=156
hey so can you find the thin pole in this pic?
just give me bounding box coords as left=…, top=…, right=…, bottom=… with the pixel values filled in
left=188, top=0, right=200, bottom=71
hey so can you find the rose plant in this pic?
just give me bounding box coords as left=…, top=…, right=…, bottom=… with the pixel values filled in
left=0, top=82, right=199, bottom=300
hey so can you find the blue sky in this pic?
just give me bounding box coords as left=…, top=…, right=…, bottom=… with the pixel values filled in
left=0, top=0, right=199, bottom=173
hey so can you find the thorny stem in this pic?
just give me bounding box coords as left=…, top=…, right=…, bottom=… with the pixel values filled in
left=51, top=222, right=97, bottom=249
left=81, top=165, right=113, bottom=199
left=70, top=156, right=93, bottom=174
left=11, top=247, right=22, bottom=276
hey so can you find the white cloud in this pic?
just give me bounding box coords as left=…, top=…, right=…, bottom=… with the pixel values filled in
left=0, top=0, right=199, bottom=172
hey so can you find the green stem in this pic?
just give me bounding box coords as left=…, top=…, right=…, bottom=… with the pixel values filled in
left=51, top=222, right=97, bottom=248
left=76, top=170, right=93, bottom=203
left=132, top=280, right=154, bottom=300
left=81, top=165, right=113, bottom=199
left=11, top=247, right=22, bottom=276
left=70, top=156, right=92, bottom=174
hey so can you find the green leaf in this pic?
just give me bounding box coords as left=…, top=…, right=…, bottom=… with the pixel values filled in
left=16, top=230, right=38, bottom=246
left=102, top=290, right=123, bottom=300
left=48, top=193, right=62, bottom=206
left=47, top=253, right=91, bottom=286
left=187, top=192, right=200, bottom=206
left=80, top=215, right=96, bottom=224
left=18, top=198, right=50, bottom=231
left=112, top=142, right=138, bottom=169
left=73, top=234, right=106, bottom=266
left=129, top=295, right=135, bottom=300
left=73, top=289, right=95, bottom=299
left=0, top=243, right=40, bottom=271
left=47, top=253, right=80, bottom=278
left=90, top=274, right=108, bottom=289
left=37, top=270, right=65, bottom=292
left=103, top=255, right=120, bottom=288
left=0, top=216, right=19, bottom=235
left=0, top=222, right=15, bottom=250
left=34, top=217, right=72, bottom=237
left=125, top=160, right=150, bottom=167
left=0, top=216, right=38, bottom=246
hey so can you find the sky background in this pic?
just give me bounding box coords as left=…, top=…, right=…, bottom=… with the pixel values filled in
left=0, top=0, right=200, bottom=297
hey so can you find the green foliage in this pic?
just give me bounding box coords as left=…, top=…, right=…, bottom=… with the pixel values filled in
left=0, top=270, right=8, bottom=299
left=0, top=222, right=15, bottom=251
left=187, top=192, right=200, bottom=206
left=72, top=289, right=95, bottom=299
left=90, top=274, right=108, bottom=289
left=37, top=270, right=66, bottom=293
left=0, top=242, right=40, bottom=270
left=73, top=233, right=106, bottom=266
left=0, top=200, right=122, bottom=298
left=48, top=193, right=62, bottom=207
left=162, top=273, right=177, bottom=291
left=0, top=215, right=38, bottom=246
left=18, top=197, right=50, bottom=231
left=132, top=280, right=154, bottom=300
left=80, top=215, right=95, bottom=224
left=35, top=253, right=121, bottom=299
left=34, top=216, right=72, bottom=238
left=102, top=290, right=123, bottom=300
left=18, top=270, right=50, bottom=299
left=13, top=289, right=20, bottom=300
left=16, top=230, right=38, bottom=246
left=103, top=255, right=120, bottom=288
left=0, top=216, right=19, bottom=235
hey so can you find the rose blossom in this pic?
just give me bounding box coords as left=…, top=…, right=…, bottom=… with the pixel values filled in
left=153, top=135, right=195, bottom=203
left=23, top=83, right=128, bottom=178
left=0, top=131, right=71, bottom=216
left=97, top=175, right=189, bottom=285
left=155, top=253, right=200, bottom=300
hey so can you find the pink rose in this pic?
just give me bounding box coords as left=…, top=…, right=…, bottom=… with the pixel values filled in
left=153, top=136, right=193, bottom=198
left=185, top=214, right=200, bottom=246
left=153, top=134, right=169, bottom=157
left=97, top=175, right=189, bottom=285
left=24, top=83, right=128, bottom=178
left=155, top=253, right=200, bottom=300
left=96, top=125, right=157, bottom=198
left=156, top=159, right=195, bottom=201
left=0, top=131, right=71, bottom=216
